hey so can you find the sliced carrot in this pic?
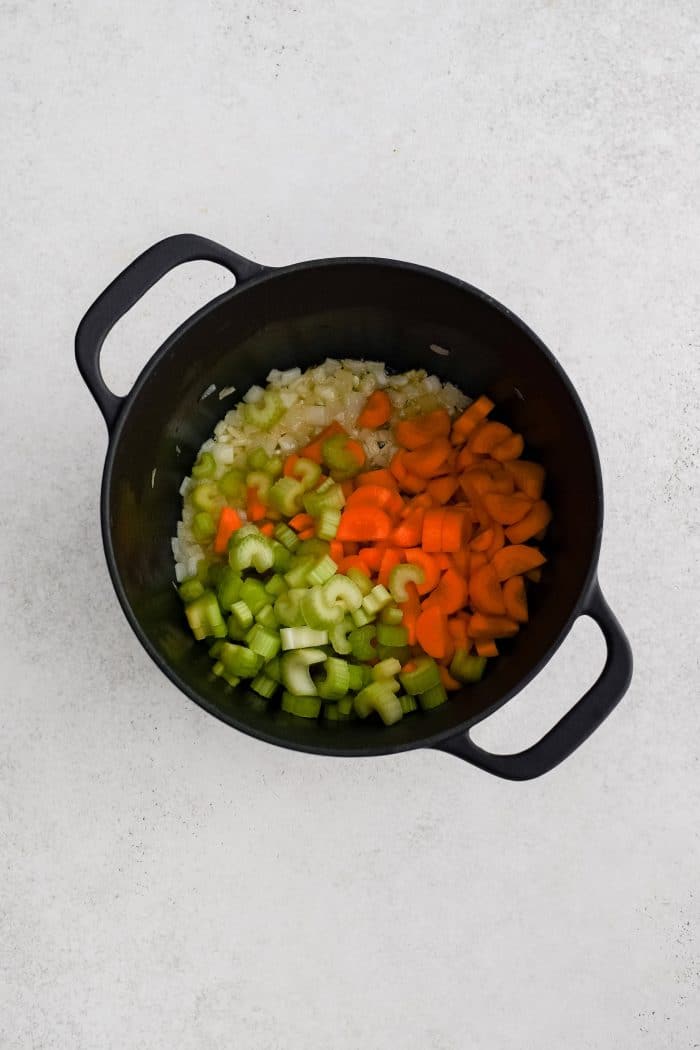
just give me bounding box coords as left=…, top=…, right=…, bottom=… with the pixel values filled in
left=337, top=555, right=372, bottom=576
left=456, top=445, right=480, bottom=472
left=346, top=486, right=404, bottom=518
left=526, top=567, right=542, bottom=583
left=399, top=582, right=421, bottom=645
left=404, top=548, right=442, bottom=594
left=503, top=459, right=545, bottom=501
left=475, top=638, right=499, bottom=658
left=441, top=508, right=470, bottom=552
left=411, top=492, right=435, bottom=510
left=404, top=438, right=452, bottom=478
left=297, top=527, right=315, bottom=540
left=336, top=507, right=393, bottom=542
left=401, top=469, right=428, bottom=494
left=283, top=453, right=300, bottom=478
left=470, top=563, right=507, bottom=616
left=491, top=544, right=546, bottom=581
left=329, top=541, right=344, bottom=564
left=289, top=513, right=314, bottom=533
left=416, top=606, right=453, bottom=661
left=485, top=520, right=505, bottom=561
left=389, top=449, right=409, bottom=482
left=340, top=479, right=355, bottom=500
left=427, top=475, right=459, bottom=503
left=357, top=546, right=384, bottom=573
left=503, top=575, right=528, bottom=623
left=505, top=500, right=553, bottom=543
left=390, top=507, right=425, bottom=547
left=378, top=548, right=403, bottom=588
left=470, top=551, right=488, bottom=574
left=246, top=487, right=267, bottom=522
left=259, top=522, right=276, bottom=537
left=423, top=569, right=469, bottom=615
left=468, top=613, right=519, bottom=639
left=355, top=468, right=398, bottom=489
left=213, top=506, right=243, bottom=554
left=471, top=527, right=494, bottom=553
left=439, top=665, right=462, bottom=691
left=468, top=421, right=512, bottom=455
left=451, top=395, right=495, bottom=443
left=422, top=508, right=445, bottom=553
left=395, top=409, right=451, bottom=449
left=344, top=439, right=366, bottom=468
left=450, top=547, right=471, bottom=576
left=357, top=389, right=392, bottom=429
left=299, top=420, right=346, bottom=464
left=434, top=553, right=453, bottom=571
left=447, top=615, right=470, bottom=649
left=491, top=433, right=524, bottom=462
left=482, top=492, right=532, bottom=525
left=344, top=541, right=359, bottom=555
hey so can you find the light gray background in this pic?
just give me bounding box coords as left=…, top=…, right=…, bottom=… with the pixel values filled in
left=2, top=2, right=698, bottom=1047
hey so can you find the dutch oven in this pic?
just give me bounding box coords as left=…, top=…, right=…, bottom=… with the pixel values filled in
left=76, top=234, right=632, bottom=779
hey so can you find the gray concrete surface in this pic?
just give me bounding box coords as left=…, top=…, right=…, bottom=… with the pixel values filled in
left=1, top=2, right=698, bottom=1047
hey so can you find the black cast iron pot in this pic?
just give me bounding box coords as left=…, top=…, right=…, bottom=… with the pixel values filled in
left=76, top=234, right=632, bottom=779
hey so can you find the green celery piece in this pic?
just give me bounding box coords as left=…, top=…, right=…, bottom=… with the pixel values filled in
left=280, top=649, right=326, bottom=695
left=353, top=681, right=402, bottom=724
left=346, top=567, right=372, bottom=596
left=266, top=455, right=283, bottom=479
left=316, top=657, right=351, bottom=700
left=376, top=622, right=408, bottom=648
left=229, top=600, right=254, bottom=631
left=328, top=616, right=354, bottom=655
left=281, top=692, right=322, bottom=719
left=190, top=481, right=222, bottom=514
left=351, top=606, right=372, bottom=628
left=211, top=661, right=241, bottom=687
left=348, top=624, right=376, bottom=662
left=255, top=603, right=278, bottom=630
left=250, top=673, right=278, bottom=699
left=284, top=554, right=315, bottom=589
left=371, top=658, right=402, bottom=681
left=264, top=574, right=288, bottom=598
left=291, top=457, right=322, bottom=491
left=219, top=469, right=246, bottom=502
left=379, top=606, right=404, bottom=626
left=179, top=578, right=205, bottom=603
left=345, top=665, right=364, bottom=692
left=273, top=522, right=300, bottom=552
left=388, top=563, right=425, bottom=603
left=192, top=511, right=216, bottom=542
left=219, top=641, right=263, bottom=678
left=301, top=586, right=344, bottom=630
left=246, top=624, right=281, bottom=660
left=185, top=591, right=226, bottom=641
left=323, top=575, right=363, bottom=614
left=450, top=650, right=487, bottom=684
left=279, top=627, right=329, bottom=651
left=269, top=477, right=305, bottom=516
left=191, top=451, right=216, bottom=479
left=274, top=588, right=306, bottom=627
left=303, top=483, right=345, bottom=517
left=297, top=539, right=330, bottom=558
left=376, top=644, right=411, bottom=664
left=307, top=554, right=338, bottom=586
left=246, top=470, right=271, bottom=500
left=323, top=703, right=341, bottom=721
left=321, top=433, right=363, bottom=478
left=399, top=656, right=441, bottom=695
left=418, top=683, right=448, bottom=710
left=337, top=695, right=355, bottom=716
left=216, top=568, right=243, bottom=611
left=271, top=543, right=292, bottom=574
left=400, top=694, right=418, bottom=714
left=243, top=389, right=284, bottom=430
left=229, top=534, right=275, bottom=573
left=316, top=508, right=341, bottom=541
left=247, top=447, right=269, bottom=471
left=239, top=578, right=268, bottom=615
left=362, top=584, right=392, bottom=617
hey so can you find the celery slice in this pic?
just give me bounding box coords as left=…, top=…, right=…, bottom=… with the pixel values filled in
left=281, top=692, right=322, bottom=718
left=246, top=624, right=281, bottom=660
left=229, top=534, right=274, bottom=573
left=274, top=522, right=300, bottom=552
left=450, top=651, right=487, bottom=684
left=376, top=623, right=408, bottom=648
left=316, top=657, right=351, bottom=700
left=348, top=624, right=376, bottom=661
left=371, top=658, right=402, bottom=681
left=280, top=648, right=326, bottom=694
left=307, top=554, right=338, bottom=587
left=243, top=389, right=284, bottom=430
left=388, top=563, right=425, bottom=603
left=269, top=477, right=305, bottom=516
left=250, top=673, right=278, bottom=699
left=399, top=657, right=441, bottom=695
left=191, top=451, right=216, bottom=479
left=280, top=627, right=329, bottom=650
left=362, top=584, right=393, bottom=617
left=418, top=683, right=448, bottom=710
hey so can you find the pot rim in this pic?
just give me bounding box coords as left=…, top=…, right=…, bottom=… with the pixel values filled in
left=100, top=255, right=604, bottom=757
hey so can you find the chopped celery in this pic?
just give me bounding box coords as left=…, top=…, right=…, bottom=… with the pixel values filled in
left=322, top=433, right=363, bottom=478
left=323, top=703, right=341, bottom=721
left=328, top=616, right=354, bottom=655
left=418, top=683, right=448, bottom=710
left=265, top=656, right=282, bottom=683
left=192, top=512, right=216, bottom=542
left=255, top=603, right=278, bottom=630
left=211, top=662, right=240, bottom=687
left=376, top=644, right=411, bottom=664
left=301, top=586, right=344, bottom=630
left=271, top=543, right=292, bottom=573
left=269, top=477, right=304, bottom=516
left=307, top=555, right=338, bottom=587
left=208, top=639, right=225, bottom=659
left=246, top=470, right=271, bottom=500
left=281, top=692, right=322, bottom=719
left=338, top=694, right=355, bottom=716
left=303, top=483, right=345, bottom=517
left=274, top=522, right=300, bottom=552
left=219, top=469, right=246, bottom=502
left=348, top=624, right=376, bottom=662
left=227, top=617, right=248, bottom=641
left=264, top=574, right=288, bottom=598
left=297, top=539, right=330, bottom=558
left=216, top=568, right=243, bottom=611
left=185, top=591, right=226, bottom=640
left=280, top=626, right=329, bottom=650
left=400, top=694, right=418, bottom=714
left=323, top=575, right=363, bottom=614
left=239, top=578, right=268, bottom=615
left=191, top=482, right=222, bottom=514
left=243, top=389, right=284, bottom=430
left=450, top=650, right=487, bottom=684
left=230, top=523, right=261, bottom=544
left=316, top=508, right=341, bottom=541
left=388, top=563, right=425, bottom=603
left=219, top=642, right=263, bottom=678
left=351, top=606, right=373, bottom=628
left=229, top=600, right=254, bottom=631
left=274, top=588, right=307, bottom=627
left=280, top=648, right=326, bottom=694
left=379, top=606, right=404, bottom=626
left=266, top=455, right=283, bottom=478
left=250, top=673, right=278, bottom=699
left=284, top=554, right=315, bottom=589
left=376, top=623, right=408, bottom=648
left=292, top=457, right=322, bottom=491
left=316, top=657, right=351, bottom=700
left=315, top=477, right=335, bottom=494
left=354, top=681, right=403, bottom=725
left=372, top=658, right=402, bottom=681
left=362, top=584, right=393, bottom=617
left=399, top=656, right=441, bottom=695
left=346, top=567, right=372, bottom=596
left=246, top=623, right=281, bottom=660
left=229, top=533, right=275, bottom=573
left=179, top=578, right=205, bottom=603
left=247, top=447, right=270, bottom=471
left=191, top=451, right=216, bottom=479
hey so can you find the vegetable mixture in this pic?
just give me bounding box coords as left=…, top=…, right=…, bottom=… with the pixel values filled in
left=172, top=360, right=551, bottom=726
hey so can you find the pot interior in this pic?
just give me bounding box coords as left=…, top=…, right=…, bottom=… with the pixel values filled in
left=105, top=261, right=600, bottom=755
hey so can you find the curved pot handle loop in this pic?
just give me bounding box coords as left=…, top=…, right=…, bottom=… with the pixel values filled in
left=75, top=234, right=270, bottom=430
left=435, top=582, right=632, bottom=780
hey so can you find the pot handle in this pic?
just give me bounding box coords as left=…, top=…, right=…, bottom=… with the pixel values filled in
left=75, top=234, right=270, bottom=430
left=435, top=582, right=632, bottom=780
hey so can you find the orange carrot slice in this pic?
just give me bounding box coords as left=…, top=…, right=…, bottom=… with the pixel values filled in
left=468, top=613, right=519, bottom=639
left=503, top=575, right=528, bottom=623
left=213, top=507, right=243, bottom=554
left=416, top=606, right=453, bottom=661
left=470, top=563, right=507, bottom=616
left=482, top=492, right=533, bottom=525
left=468, top=421, right=513, bottom=455
left=357, top=389, right=392, bottom=429
left=491, top=544, right=546, bottom=581
left=504, top=500, right=552, bottom=544
left=451, top=395, right=495, bottom=443
left=404, top=548, right=441, bottom=594
left=491, top=433, right=524, bottom=462
left=475, top=638, right=499, bottom=657
left=503, top=460, right=545, bottom=501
